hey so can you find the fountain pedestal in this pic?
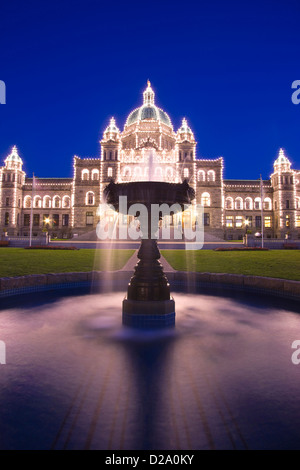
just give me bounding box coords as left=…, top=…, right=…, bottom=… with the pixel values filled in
left=122, top=238, right=175, bottom=327
left=104, top=180, right=194, bottom=328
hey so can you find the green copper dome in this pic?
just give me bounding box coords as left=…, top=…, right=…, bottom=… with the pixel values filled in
left=126, top=81, right=172, bottom=128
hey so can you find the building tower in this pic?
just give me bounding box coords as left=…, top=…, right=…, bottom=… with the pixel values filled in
left=271, top=148, right=295, bottom=238
left=0, top=146, right=25, bottom=235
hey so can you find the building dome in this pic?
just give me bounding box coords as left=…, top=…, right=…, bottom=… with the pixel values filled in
left=274, top=148, right=291, bottom=171
left=126, top=81, right=172, bottom=128
left=177, top=118, right=195, bottom=143
left=5, top=146, right=23, bottom=168
left=103, top=117, right=120, bottom=142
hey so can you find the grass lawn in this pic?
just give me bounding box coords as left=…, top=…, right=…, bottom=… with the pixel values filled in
left=161, top=249, right=300, bottom=281
left=0, top=248, right=135, bottom=278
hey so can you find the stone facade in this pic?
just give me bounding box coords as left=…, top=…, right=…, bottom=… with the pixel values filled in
left=1, top=82, right=300, bottom=240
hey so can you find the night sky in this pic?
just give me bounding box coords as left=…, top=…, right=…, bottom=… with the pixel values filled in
left=1, top=0, right=300, bottom=180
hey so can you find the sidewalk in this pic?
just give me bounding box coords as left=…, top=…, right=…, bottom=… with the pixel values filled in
left=120, top=250, right=176, bottom=273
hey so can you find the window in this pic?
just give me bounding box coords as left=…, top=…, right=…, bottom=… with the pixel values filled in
left=107, top=167, right=113, bottom=178
left=123, top=167, right=131, bottom=181
left=2, top=174, right=5, bottom=182
left=43, top=196, right=51, bottom=208
left=183, top=168, right=189, bottom=178
left=286, top=200, right=290, bottom=209
left=4, top=212, right=9, bottom=226
left=86, top=192, right=94, bottom=205
left=201, top=192, right=210, bottom=207
left=7, top=174, right=11, bottom=182
left=255, top=216, right=261, bottom=228
left=115, top=150, right=118, bottom=160
left=34, top=196, right=41, bottom=208
left=24, top=196, right=31, bottom=208
left=263, top=198, right=272, bottom=210
left=179, top=151, right=182, bottom=161
left=235, top=216, right=243, bottom=228
left=286, top=215, right=290, bottom=227
left=254, top=198, right=261, bottom=210
left=264, top=216, right=271, bottom=228
left=52, top=214, right=59, bottom=228
left=296, top=198, right=300, bottom=209
left=296, top=216, right=300, bottom=228
left=86, top=212, right=94, bottom=226
left=33, top=214, right=40, bottom=226
left=5, top=197, right=9, bottom=206
left=204, top=213, right=210, bottom=226
left=245, top=216, right=252, bottom=228
left=62, top=214, right=69, bottom=226
left=274, top=201, right=277, bottom=210
left=207, top=170, right=215, bottom=182
left=17, top=213, right=19, bottom=226
left=62, top=196, right=70, bottom=208
left=197, top=170, right=205, bottom=182
left=226, top=216, right=233, bottom=227
left=43, top=215, right=50, bottom=227
left=244, top=197, right=253, bottom=210
left=92, top=170, right=99, bottom=180
left=235, top=198, right=243, bottom=210
left=82, top=169, right=89, bottom=181
left=24, top=214, right=30, bottom=226
left=109, top=151, right=112, bottom=160
left=18, top=199, right=21, bottom=208
left=225, top=197, right=233, bottom=210
left=53, top=197, right=60, bottom=208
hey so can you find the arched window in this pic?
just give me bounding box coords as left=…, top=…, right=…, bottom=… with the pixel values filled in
left=53, top=196, right=61, bottom=209
left=225, top=197, right=233, bottom=210
left=86, top=191, right=95, bottom=205
left=133, top=167, right=142, bottom=180
left=263, top=197, right=272, bottom=210
left=201, top=192, right=211, bottom=207
left=43, top=195, right=51, bottom=208
left=183, top=168, right=189, bottom=178
left=92, top=169, right=99, bottom=180
left=207, top=170, right=215, bottom=182
left=81, top=169, right=89, bottom=181
left=24, top=195, right=32, bottom=208
left=154, top=167, right=163, bottom=180
left=62, top=195, right=70, bottom=208
left=197, top=170, right=205, bottom=182
left=296, top=197, right=300, bottom=209
left=254, top=197, right=261, bottom=210
left=244, top=197, right=253, bottom=210
left=235, top=197, right=243, bottom=210
left=165, top=167, right=174, bottom=181
left=34, top=195, right=42, bottom=208
left=122, top=166, right=131, bottom=181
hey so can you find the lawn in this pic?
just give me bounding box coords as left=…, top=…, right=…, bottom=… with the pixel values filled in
left=0, top=248, right=134, bottom=278
left=161, top=249, right=300, bottom=281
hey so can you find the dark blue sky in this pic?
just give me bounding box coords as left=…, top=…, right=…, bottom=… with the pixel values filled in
left=0, top=0, right=300, bottom=180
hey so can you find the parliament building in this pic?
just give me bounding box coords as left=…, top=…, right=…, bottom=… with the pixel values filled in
left=1, top=82, right=300, bottom=241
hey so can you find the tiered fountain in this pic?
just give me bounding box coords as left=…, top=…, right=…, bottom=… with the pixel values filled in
left=104, top=179, right=195, bottom=327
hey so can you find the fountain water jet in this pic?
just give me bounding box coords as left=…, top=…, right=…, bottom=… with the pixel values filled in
left=104, top=180, right=195, bottom=327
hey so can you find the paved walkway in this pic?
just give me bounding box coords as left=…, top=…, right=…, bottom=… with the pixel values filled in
left=120, top=250, right=176, bottom=273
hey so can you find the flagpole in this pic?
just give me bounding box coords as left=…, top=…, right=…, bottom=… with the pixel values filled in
left=260, top=174, right=264, bottom=248
left=29, top=173, right=34, bottom=247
